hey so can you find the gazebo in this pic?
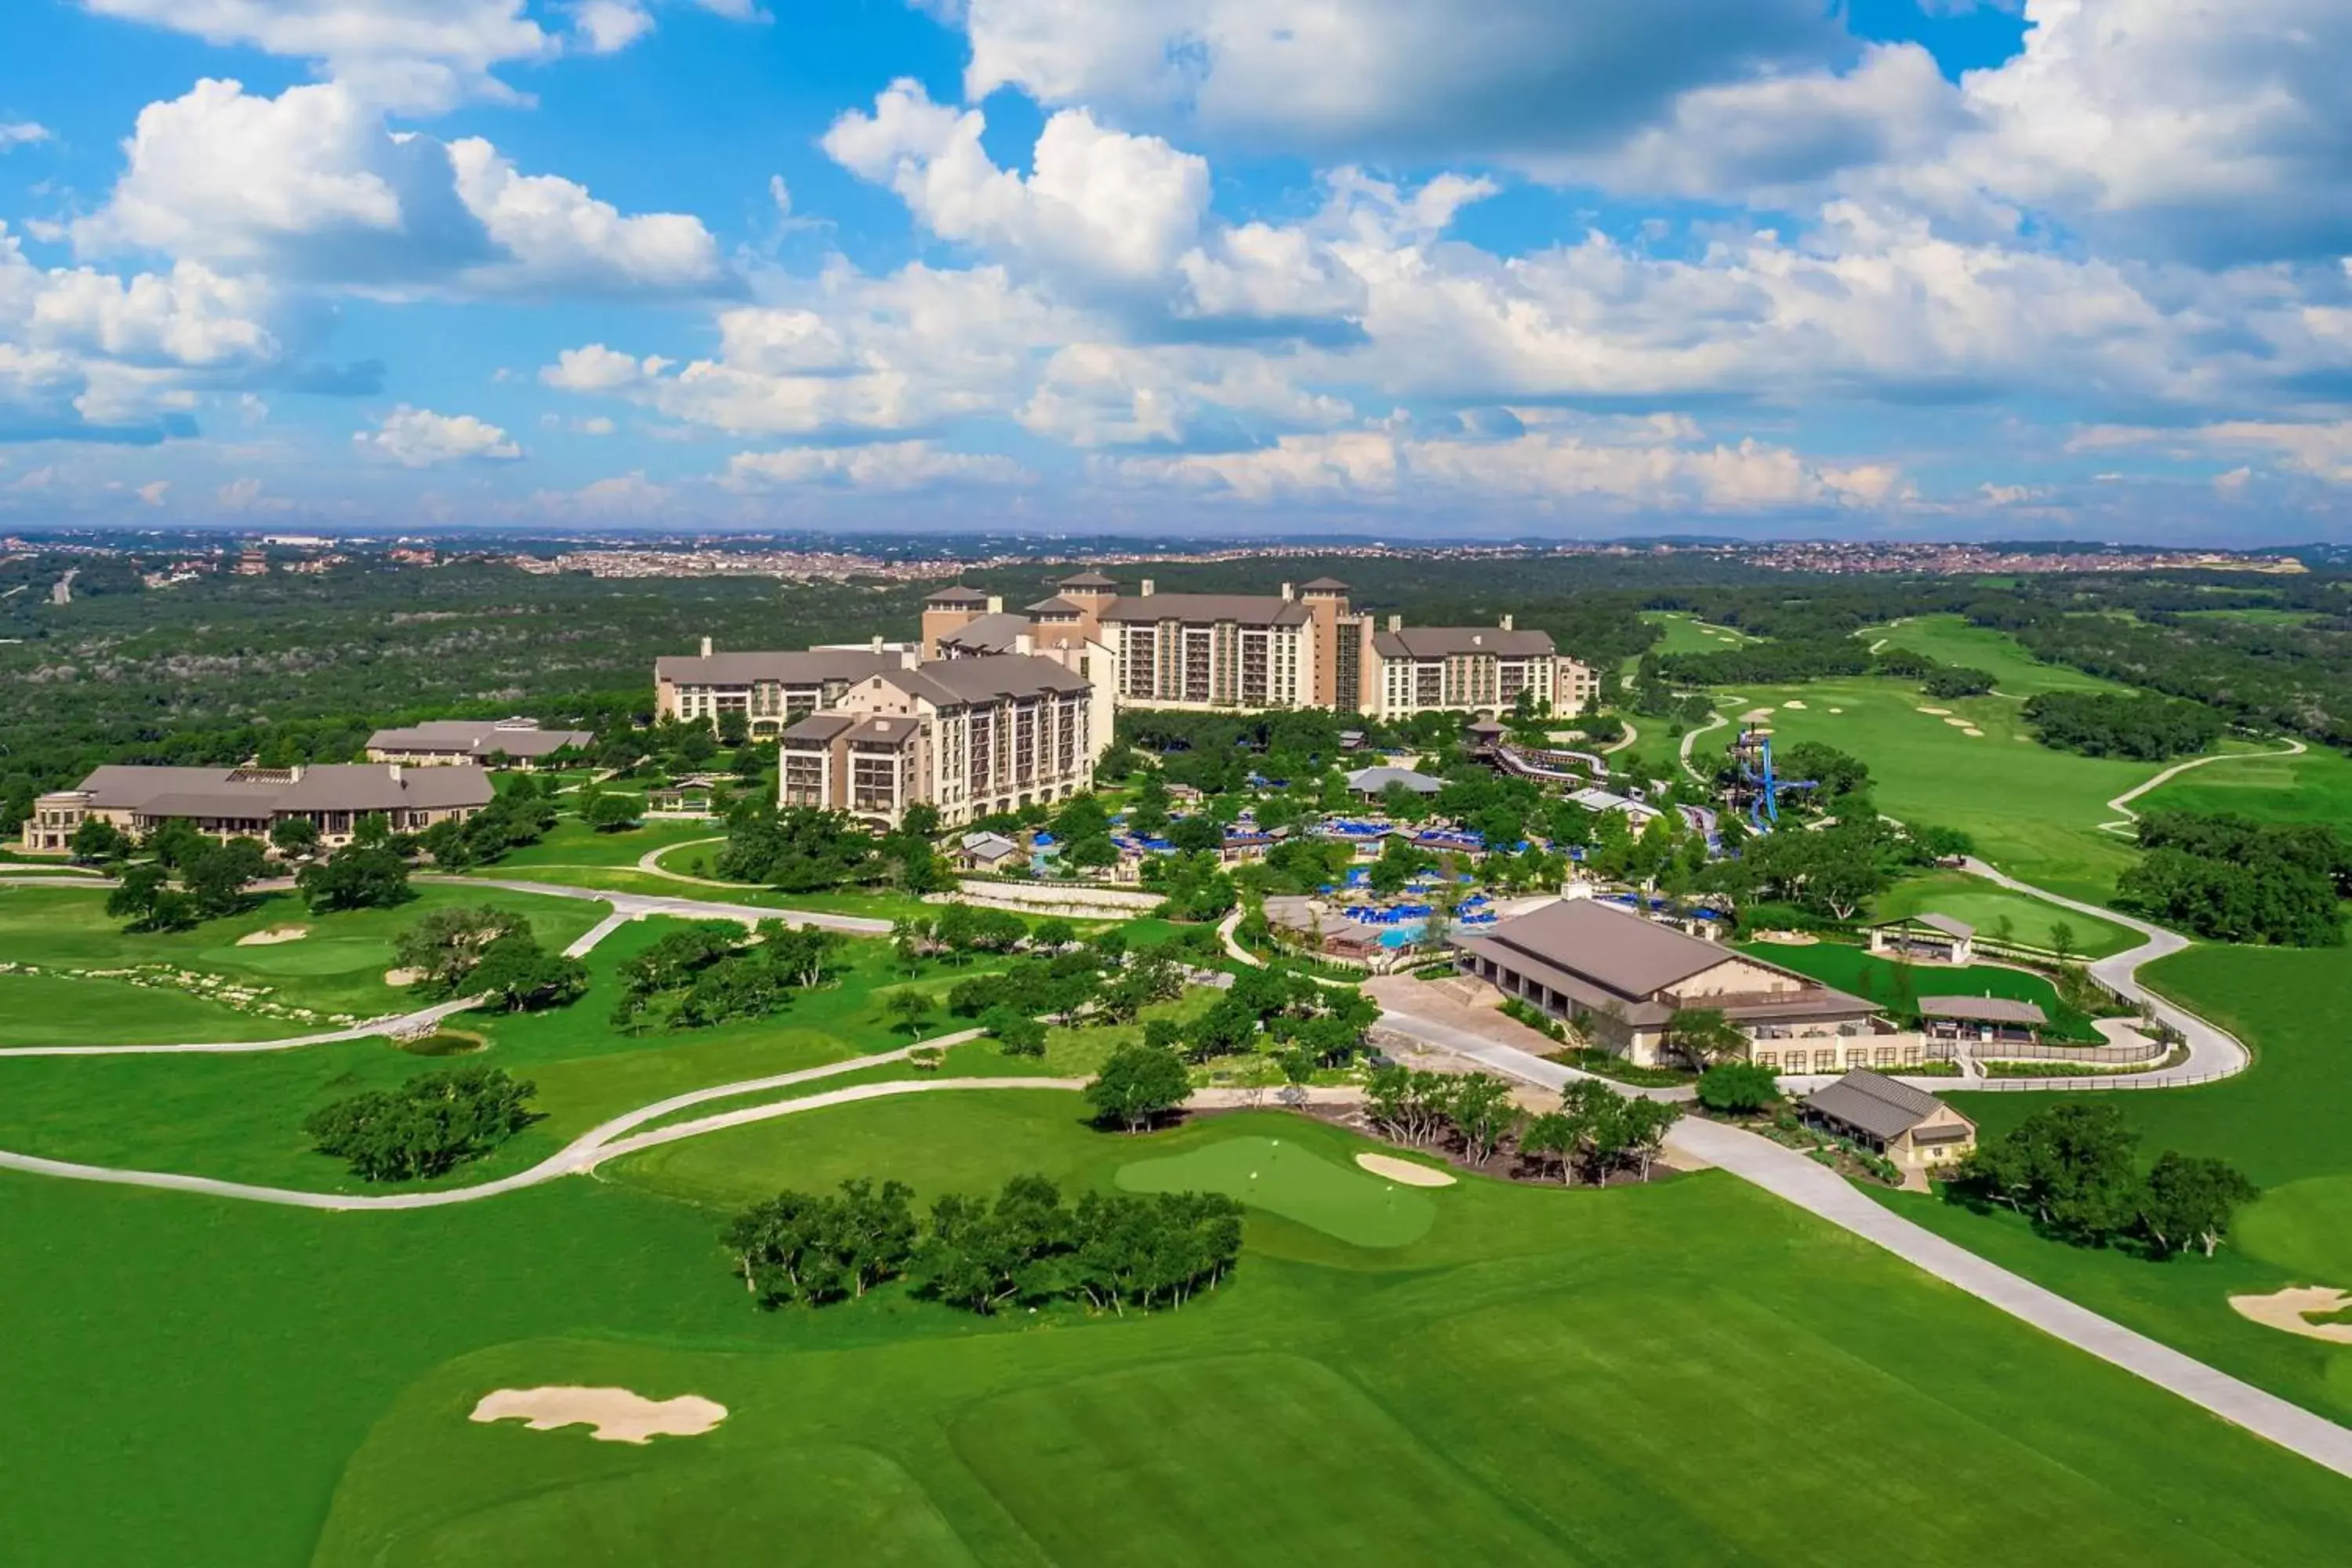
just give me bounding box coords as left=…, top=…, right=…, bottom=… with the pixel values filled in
left=1867, top=913, right=1975, bottom=964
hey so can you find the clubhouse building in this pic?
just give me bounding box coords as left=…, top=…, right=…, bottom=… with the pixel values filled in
left=19, top=764, right=492, bottom=853
left=1450, top=897, right=1935, bottom=1073
left=364, top=717, right=593, bottom=768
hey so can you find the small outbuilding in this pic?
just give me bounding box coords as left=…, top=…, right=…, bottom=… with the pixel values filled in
left=955, top=830, right=1025, bottom=872
left=1867, top=913, right=1975, bottom=964
left=1918, top=994, right=2046, bottom=1047
left=1802, top=1069, right=1977, bottom=1171
left=1345, top=764, right=1444, bottom=797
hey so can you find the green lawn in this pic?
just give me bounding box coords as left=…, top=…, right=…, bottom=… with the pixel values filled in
left=1116, top=1133, right=1439, bottom=1246
left=0, top=882, right=606, bottom=1035
left=0, top=972, right=290, bottom=1046
left=481, top=817, right=720, bottom=870
left=1642, top=609, right=1756, bottom=658
left=10, top=1097, right=2352, bottom=1566
left=1915, top=942, right=2352, bottom=1425
left=2132, top=741, right=2352, bottom=827
left=0, top=919, right=974, bottom=1193
left=1869, top=870, right=2136, bottom=959
left=1739, top=940, right=2107, bottom=1041
left=1868, top=614, right=2130, bottom=696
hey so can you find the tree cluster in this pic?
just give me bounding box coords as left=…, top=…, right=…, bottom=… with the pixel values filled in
left=720, top=1174, right=1245, bottom=1316
left=104, top=832, right=270, bottom=931
left=2021, top=691, right=2223, bottom=761
left=716, top=800, right=946, bottom=895
left=304, top=1065, right=535, bottom=1182
left=414, top=775, right=559, bottom=870
left=1954, top=1103, right=2259, bottom=1258
left=1366, top=1068, right=1680, bottom=1181
left=392, top=906, right=587, bottom=1011
left=2117, top=811, right=2350, bottom=946
left=608, top=918, right=845, bottom=1032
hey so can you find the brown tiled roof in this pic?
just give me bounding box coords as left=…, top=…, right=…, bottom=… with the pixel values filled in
left=877, top=653, right=1092, bottom=707
left=1025, top=597, right=1085, bottom=616
left=924, top=585, right=989, bottom=604
left=935, top=612, right=1030, bottom=654
left=846, top=716, right=918, bottom=747
left=366, top=720, right=593, bottom=758
left=780, top=713, right=855, bottom=743
left=1918, top=995, right=2046, bottom=1025
left=1804, top=1070, right=1959, bottom=1140
left=1372, top=626, right=1557, bottom=659
left=76, top=763, right=489, bottom=818
left=1875, top=912, right=1976, bottom=939
left=1098, top=593, right=1311, bottom=627
left=1469, top=898, right=1737, bottom=999
left=655, top=649, right=903, bottom=685
left=1056, top=570, right=1118, bottom=588
left=1299, top=575, right=1350, bottom=590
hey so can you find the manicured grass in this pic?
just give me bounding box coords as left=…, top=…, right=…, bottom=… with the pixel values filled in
left=1740, top=940, right=2107, bottom=1040
left=2133, top=740, right=2352, bottom=827
left=0, top=919, right=971, bottom=1192
left=11, top=1098, right=2352, bottom=1566
left=0, top=972, right=289, bottom=1045
left=1870, top=870, right=2136, bottom=959
left=1868, top=614, right=2129, bottom=696
left=1688, top=675, right=2156, bottom=902
left=459, top=860, right=938, bottom=922
left=0, top=882, right=604, bottom=1029
left=1913, top=943, right=2352, bottom=1423
left=482, top=817, right=720, bottom=870
left=1642, top=609, right=1755, bottom=657
left=1116, top=1133, right=1438, bottom=1246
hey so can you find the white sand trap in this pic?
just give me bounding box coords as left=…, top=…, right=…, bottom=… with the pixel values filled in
left=470, top=1386, right=728, bottom=1443
left=1356, top=1152, right=1457, bottom=1187
left=2229, top=1287, right=2352, bottom=1344
left=1828, top=707, right=1845, bottom=714
left=236, top=926, right=307, bottom=946
left=1781, top=700, right=1807, bottom=710
left=383, top=967, right=426, bottom=987
left=1962, top=728, right=1984, bottom=737
left=1944, top=717, right=1973, bottom=728
left=1740, top=708, right=1776, bottom=722
left=1917, top=706, right=1952, bottom=716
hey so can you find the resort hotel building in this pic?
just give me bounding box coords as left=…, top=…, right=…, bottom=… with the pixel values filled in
left=916, top=572, right=1598, bottom=719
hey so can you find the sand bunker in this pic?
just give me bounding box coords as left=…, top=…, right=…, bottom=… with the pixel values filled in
left=1917, top=706, right=1952, bottom=716
left=1740, top=708, right=1776, bottom=722
left=1944, top=717, right=1973, bottom=728
left=383, top=967, right=426, bottom=987
left=236, top=927, right=307, bottom=946
left=470, top=1387, right=728, bottom=1443
left=1962, top=728, right=1985, bottom=737
left=1827, top=707, right=1844, bottom=714
left=1356, top=1152, right=1457, bottom=1188
left=1781, top=700, right=1807, bottom=710
left=2229, top=1287, right=2352, bottom=1345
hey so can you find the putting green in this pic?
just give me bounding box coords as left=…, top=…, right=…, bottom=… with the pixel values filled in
left=200, top=938, right=395, bottom=976
left=2237, top=1176, right=2352, bottom=1281
left=1116, top=1134, right=1436, bottom=1247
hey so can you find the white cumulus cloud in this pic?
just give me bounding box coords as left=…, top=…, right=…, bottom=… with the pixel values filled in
left=355, top=405, right=524, bottom=465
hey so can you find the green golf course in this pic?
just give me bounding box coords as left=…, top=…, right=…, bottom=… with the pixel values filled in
left=10, top=1098, right=2352, bottom=1567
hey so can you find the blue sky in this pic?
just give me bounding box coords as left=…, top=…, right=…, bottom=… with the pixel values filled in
left=2, top=0, right=2349, bottom=540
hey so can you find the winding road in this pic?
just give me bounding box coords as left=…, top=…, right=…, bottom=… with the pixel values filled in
left=9, top=826, right=2352, bottom=1477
